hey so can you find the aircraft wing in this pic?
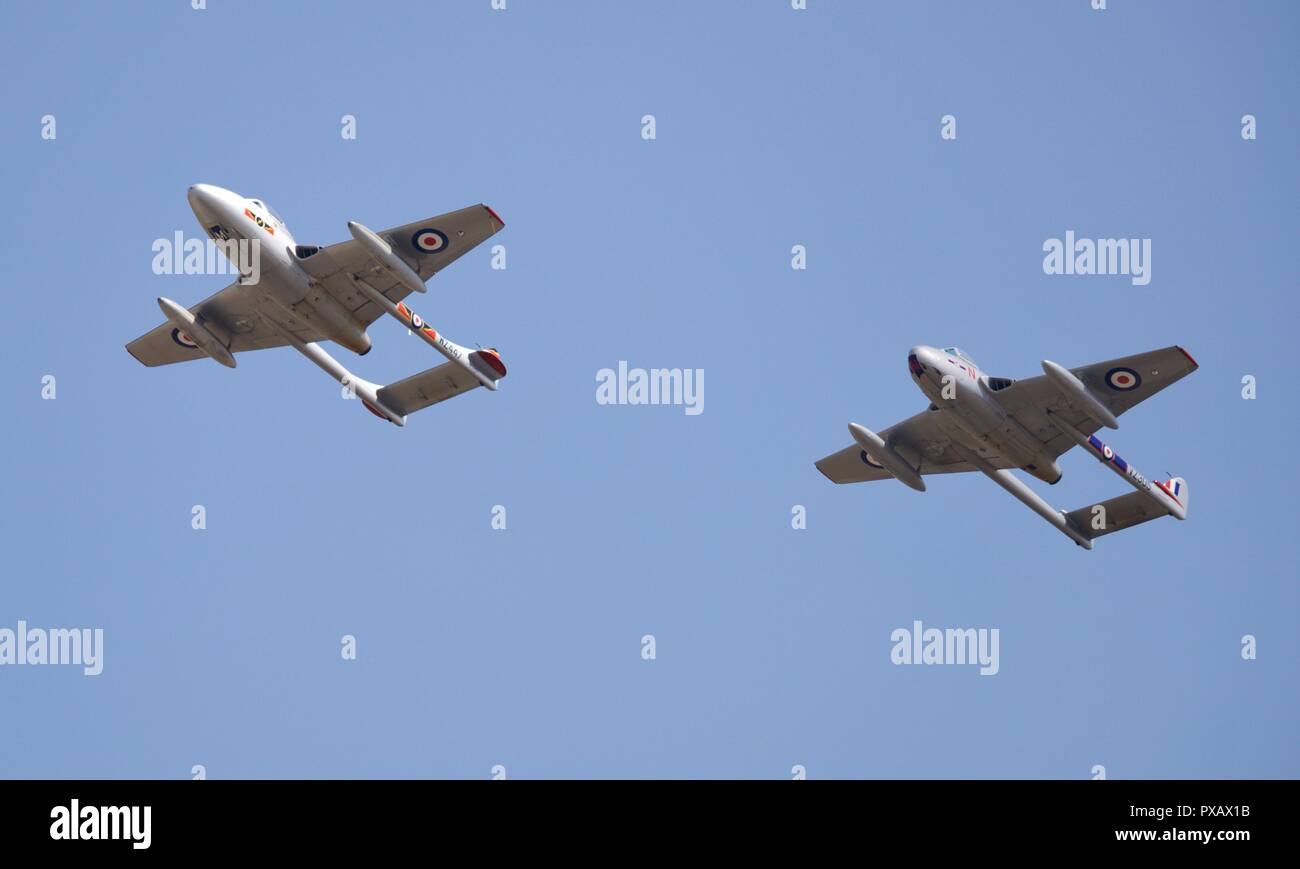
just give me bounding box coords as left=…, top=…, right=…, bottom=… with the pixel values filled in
left=989, top=345, right=1198, bottom=458
left=125, top=279, right=324, bottom=367
left=295, top=203, right=505, bottom=327
left=815, top=408, right=1014, bottom=484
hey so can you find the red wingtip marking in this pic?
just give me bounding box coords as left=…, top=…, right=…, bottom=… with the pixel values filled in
left=484, top=205, right=505, bottom=227
left=1176, top=346, right=1198, bottom=368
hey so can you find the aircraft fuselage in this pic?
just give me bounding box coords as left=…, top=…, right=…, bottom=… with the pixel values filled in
left=908, top=345, right=1063, bottom=483
left=186, top=184, right=372, bottom=354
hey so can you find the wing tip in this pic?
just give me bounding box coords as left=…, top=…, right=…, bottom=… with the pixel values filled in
left=1175, top=345, right=1198, bottom=369
left=482, top=204, right=505, bottom=229
left=814, top=459, right=845, bottom=484
left=125, top=342, right=153, bottom=367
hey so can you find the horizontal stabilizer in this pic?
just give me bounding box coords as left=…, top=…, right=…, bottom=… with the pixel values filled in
left=1064, top=487, right=1180, bottom=540
left=377, top=360, right=483, bottom=416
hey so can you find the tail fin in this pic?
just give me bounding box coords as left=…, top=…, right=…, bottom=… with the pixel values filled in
left=468, top=347, right=507, bottom=384
left=1157, top=476, right=1189, bottom=515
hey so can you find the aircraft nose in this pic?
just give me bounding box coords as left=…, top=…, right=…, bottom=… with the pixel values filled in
left=187, top=184, right=218, bottom=210
left=908, top=345, right=937, bottom=378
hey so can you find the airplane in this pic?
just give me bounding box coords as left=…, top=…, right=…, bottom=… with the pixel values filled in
left=815, top=345, right=1198, bottom=549
left=126, top=184, right=508, bottom=426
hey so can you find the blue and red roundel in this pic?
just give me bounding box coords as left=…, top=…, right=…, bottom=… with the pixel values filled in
left=171, top=328, right=198, bottom=349
left=859, top=450, right=885, bottom=469
left=411, top=228, right=448, bottom=254
left=1105, top=367, right=1141, bottom=391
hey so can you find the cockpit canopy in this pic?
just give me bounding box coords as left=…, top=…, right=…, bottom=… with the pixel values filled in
left=942, top=347, right=978, bottom=368
left=249, top=198, right=284, bottom=225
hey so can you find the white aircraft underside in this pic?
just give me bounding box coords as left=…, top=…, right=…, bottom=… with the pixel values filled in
left=127, top=185, right=508, bottom=425
left=816, top=344, right=1198, bottom=549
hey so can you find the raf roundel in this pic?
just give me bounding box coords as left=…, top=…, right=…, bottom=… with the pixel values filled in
left=171, top=328, right=199, bottom=349
left=1105, top=367, right=1141, bottom=391
left=859, top=450, right=885, bottom=469
left=411, top=228, right=449, bottom=254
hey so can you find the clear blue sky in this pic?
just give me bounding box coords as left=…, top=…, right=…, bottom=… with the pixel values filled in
left=1, top=1, right=1295, bottom=778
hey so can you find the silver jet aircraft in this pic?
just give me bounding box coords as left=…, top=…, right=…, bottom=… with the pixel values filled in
left=127, top=185, right=507, bottom=425
left=816, top=345, right=1197, bottom=549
